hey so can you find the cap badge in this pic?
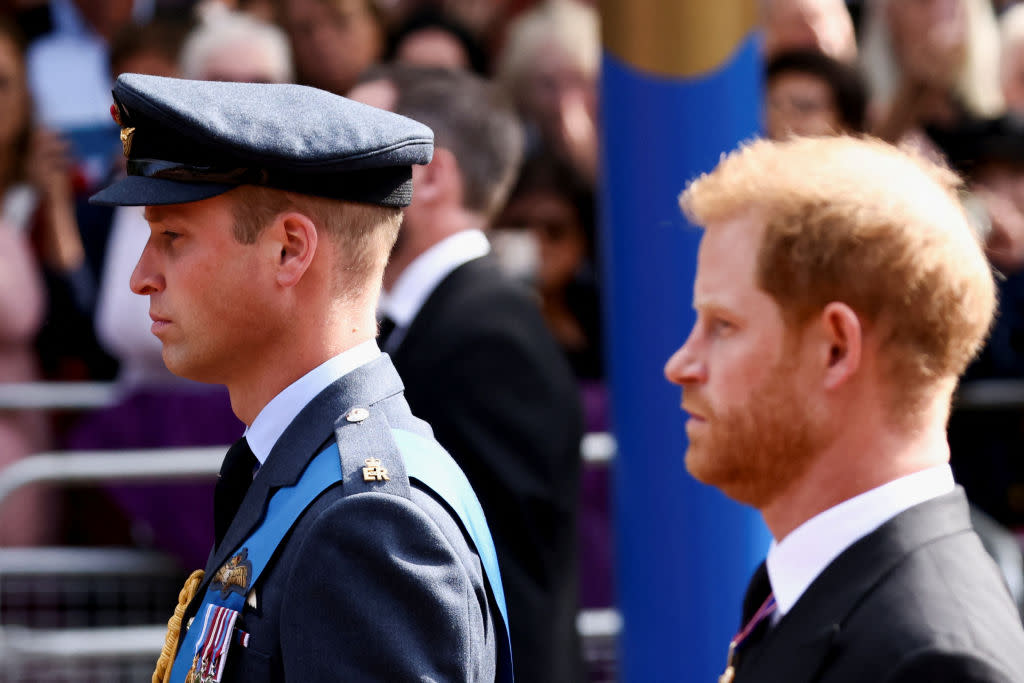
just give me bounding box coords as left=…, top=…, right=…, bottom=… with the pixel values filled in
left=362, top=458, right=390, bottom=482
left=212, top=548, right=252, bottom=598
left=120, top=126, right=135, bottom=157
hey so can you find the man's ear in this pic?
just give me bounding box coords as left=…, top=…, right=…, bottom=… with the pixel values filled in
left=820, top=302, right=862, bottom=391
left=413, top=147, right=461, bottom=205
left=274, top=211, right=318, bottom=288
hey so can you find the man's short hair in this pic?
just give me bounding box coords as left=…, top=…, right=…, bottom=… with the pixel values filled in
left=363, top=65, right=524, bottom=220
left=231, top=186, right=402, bottom=302
left=680, top=136, right=996, bottom=408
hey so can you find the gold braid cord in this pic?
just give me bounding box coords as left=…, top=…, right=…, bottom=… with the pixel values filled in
left=153, top=569, right=205, bottom=683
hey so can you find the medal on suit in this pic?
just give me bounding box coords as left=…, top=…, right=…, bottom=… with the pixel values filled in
left=185, top=604, right=242, bottom=683
left=719, top=593, right=777, bottom=682
left=718, top=642, right=736, bottom=683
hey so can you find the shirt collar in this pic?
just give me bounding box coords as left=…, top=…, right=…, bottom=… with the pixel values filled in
left=378, top=229, right=489, bottom=327
left=243, top=339, right=380, bottom=465
left=766, top=464, right=955, bottom=618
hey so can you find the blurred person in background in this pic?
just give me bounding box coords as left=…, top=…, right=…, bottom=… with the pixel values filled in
left=212, top=0, right=277, bottom=23
left=0, top=16, right=59, bottom=545
left=24, top=0, right=144, bottom=188
left=999, top=2, right=1024, bottom=116
left=760, top=0, right=859, bottom=62
left=765, top=48, right=869, bottom=139
left=495, top=153, right=602, bottom=386
left=108, top=13, right=187, bottom=80
left=351, top=65, right=585, bottom=683
left=861, top=0, right=1004, bottom=150
left=275, top=0, right=384, bottom=95
left=181, top=3, right=293, bottom=83
left=496, top=0, right=599, bottom=184
left=493, top=152, right=613, bottom=614
left=385, top=6, right=489, bottom=74
left=931, top=114, right=1024, bottom=534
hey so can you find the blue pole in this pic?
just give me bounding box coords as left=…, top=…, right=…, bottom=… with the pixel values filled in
left=597, top=3, right=773, bottom=680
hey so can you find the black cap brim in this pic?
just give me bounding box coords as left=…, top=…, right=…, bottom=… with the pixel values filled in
left=89, top=176, right=237, bottom=206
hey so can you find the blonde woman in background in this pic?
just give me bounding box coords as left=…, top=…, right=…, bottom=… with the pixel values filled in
left=998, top=3, right=1024, bottom=116
left=496, top=0, right=599, bottom=184
left=860, top=0, right=1003, bottom=149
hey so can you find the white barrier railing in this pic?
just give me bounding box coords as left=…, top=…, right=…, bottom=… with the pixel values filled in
left=0, top=624, right=166, bottom=661
left=0, top=447, right=225, bottom=508
left=0, top=382, right=120, bottom=411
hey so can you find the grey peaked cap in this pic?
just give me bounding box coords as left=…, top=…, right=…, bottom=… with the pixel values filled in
left=90, top=73, right=434, bottom=207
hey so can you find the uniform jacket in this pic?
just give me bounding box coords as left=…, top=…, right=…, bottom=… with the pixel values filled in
left=388, top=255, right=584, bottom=683
left=177, top=355, right=500, bottom=682
left=733, top=489, right=1024, bottom=683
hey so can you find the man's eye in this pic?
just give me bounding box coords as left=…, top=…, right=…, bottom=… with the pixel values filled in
left=162, top=231, right=180, bottom=241
left=710, top=319, right=733, bottom=335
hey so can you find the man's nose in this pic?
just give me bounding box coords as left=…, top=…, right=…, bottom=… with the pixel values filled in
left=663, top=332, right=706, bottom=386
left=130, top=242, right=163, bottom=296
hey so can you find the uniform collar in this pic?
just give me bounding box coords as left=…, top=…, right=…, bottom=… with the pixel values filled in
left=244, top=339, right=381, bottom=466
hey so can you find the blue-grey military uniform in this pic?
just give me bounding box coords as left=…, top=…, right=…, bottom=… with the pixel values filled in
left=90, top=74, right=513, bottom=682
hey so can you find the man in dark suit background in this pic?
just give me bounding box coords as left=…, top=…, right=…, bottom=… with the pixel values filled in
left=664, top=135, right=1024, bottom=682
left=350, top=66, right=585, bottom=683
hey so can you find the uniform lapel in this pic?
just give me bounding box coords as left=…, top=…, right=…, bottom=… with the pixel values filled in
left=181, top=355, right=406, bottom=645
left=736, top=490, right=974, bottom=683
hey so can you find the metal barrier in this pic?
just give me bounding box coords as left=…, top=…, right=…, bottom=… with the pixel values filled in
left=0, top=548, right=185, bottom=680
left=0, top=448, right=224, bottom=508
left=0, top=382, right=119, bottom=411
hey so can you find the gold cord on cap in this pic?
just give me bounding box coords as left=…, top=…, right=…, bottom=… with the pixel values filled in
left=153, top=569, right=205, bottom=683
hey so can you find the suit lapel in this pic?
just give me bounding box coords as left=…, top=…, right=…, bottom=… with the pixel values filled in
left=737, top=489, right=974, bottom=682
left=182, top=356, right=406, bottom=638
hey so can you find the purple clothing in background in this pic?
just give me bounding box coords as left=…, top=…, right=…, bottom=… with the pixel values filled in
left=65, top=385, right=242, bottom=570
left=578, top=379, right=613, bottom=608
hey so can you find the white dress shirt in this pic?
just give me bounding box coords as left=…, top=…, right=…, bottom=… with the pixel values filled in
left=377, top=229, right=490, bottom=333
left=244, top=340, right=381, bottom=466
left=766, top=464, right=956, bottom=621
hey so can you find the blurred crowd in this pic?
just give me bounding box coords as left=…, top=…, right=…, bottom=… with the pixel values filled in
left=0, top=0, right=1023, bottom=639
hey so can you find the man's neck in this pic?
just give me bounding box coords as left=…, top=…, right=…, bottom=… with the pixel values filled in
left=227, top=322, right=375, bottom=425
left=760, top=419, right=951, bottom=542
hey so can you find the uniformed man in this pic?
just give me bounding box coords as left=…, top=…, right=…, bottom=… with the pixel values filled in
left=90, top=74, right=512, bottom=683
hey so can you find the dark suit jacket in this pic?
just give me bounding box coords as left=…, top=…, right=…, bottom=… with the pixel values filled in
left=388, top=255, right=584, bottom=683
left=177, top=355, right=500, bottom=682
left=734, top=489, right=1024, bottom=682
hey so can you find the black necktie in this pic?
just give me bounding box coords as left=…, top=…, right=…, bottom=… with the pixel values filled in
left=733, top=562, right=775, bottom=670
left=741, top=562, right=773, bottom=625
left=214, top=437, right=257, bottom=549
left=378, top=315, right=397, bottom=351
